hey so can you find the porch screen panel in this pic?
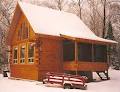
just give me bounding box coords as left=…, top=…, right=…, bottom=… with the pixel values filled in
left=78, top=42, right=92, bottom=61
left=94, top=44, right=107, bottom=62
left=63, top=40, right=75, bottom=61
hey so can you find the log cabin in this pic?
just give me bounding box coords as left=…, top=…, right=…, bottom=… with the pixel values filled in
left=7, top=2, right=117, bottom=81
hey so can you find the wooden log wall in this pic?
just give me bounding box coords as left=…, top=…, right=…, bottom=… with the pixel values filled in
left=9, top=6, right=39, bottom=80
left=63, top=61, right=109, bottom=71
left=35, top=36, right=63, bottom=80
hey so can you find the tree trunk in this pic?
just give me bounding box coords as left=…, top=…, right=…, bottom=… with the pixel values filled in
left=102, top=0, right=106, bottom=38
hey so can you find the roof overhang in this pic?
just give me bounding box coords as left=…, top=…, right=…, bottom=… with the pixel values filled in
left=60, top=34, right=117, bottom=45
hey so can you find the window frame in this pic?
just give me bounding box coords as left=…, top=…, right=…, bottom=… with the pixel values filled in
left=28, top=43, right=35, bottom=64
left=13, top=47, right=18, bottom=64
left=20, top=45, right=25, bottom=64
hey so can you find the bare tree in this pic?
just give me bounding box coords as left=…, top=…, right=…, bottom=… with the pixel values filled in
left=86, top=0, right=112, bottom=37
left=54, top=0, right=67, bottom=11
left=32, top=0, right=67, bottom=11
left=110, top=3, right=120, bottom=69
left=87, top=0, right=103, bottom=36
left=0, top=0, right=15, bottom=70
left=0, top=0, right=15, bottom=29
left=100, top=0, right=107, bottom=38
left=67, top=0, right=84, bottom=19
left=77, top=0, right=84, bottom=19
left=93, top=0, right=120, bottom=38
left=31, top=0, right=56, bottom=9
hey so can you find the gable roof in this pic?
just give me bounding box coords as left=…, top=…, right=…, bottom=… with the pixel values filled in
left=8, top=1, right=117, bottom=44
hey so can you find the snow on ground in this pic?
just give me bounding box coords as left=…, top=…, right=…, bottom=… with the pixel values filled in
left=0, top=69, right=120, bottom=92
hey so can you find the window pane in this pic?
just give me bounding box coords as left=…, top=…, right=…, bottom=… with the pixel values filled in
left=63, top=40, right=75, bottom=61
left=18, top=27, right=22, bottom=40
left=22, top=22, right=25, bottom=39
left=28, top=43, right=34, bottom=63
left=14, top=48, right=17, bottom=59
left=25, top=26, right=29, bottom=39
left=94, top=44, right=107, bottom=62
left=20, top=47, right=25, bottom=58
left=78, top=42, right=92, bottom=61
left=28, top=44, right=34, bottom=58
left=13, top=47, right=18, bottom=64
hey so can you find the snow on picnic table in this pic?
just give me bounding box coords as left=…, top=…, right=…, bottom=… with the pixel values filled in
left=0, top=69, right=120, bottom=92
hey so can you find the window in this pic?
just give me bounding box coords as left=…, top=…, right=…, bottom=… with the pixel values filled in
left=20, top=46, right=25, bottom=64
left=18, top=21, right=29, bottom=40
left=78, top=42, right=92, bottom=61
left=63, top=40, right=75, bottom=61
left=28, top=43, right=34, bottom=63
left=18, top=26, right=22, bottom=40
left=25, top=26, right=29, bottom=39
left=22, top=22, right=27, bottom=39
left=21, top=22, right=24, bottom=39
left=94, top=44, right=107, bottom=62
left=13, top=47, right=18, bottom=64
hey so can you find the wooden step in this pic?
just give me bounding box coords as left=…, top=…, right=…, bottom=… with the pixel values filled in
left=96, top=71, right=110, bottom=80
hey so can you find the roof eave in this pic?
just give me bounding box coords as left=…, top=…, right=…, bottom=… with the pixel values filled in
left=60, top=34, right=117, bottom=45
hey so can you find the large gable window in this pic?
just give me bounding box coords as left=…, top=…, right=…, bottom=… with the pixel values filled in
left=13, top=47, right=18, bottom=64
left=20, top=46, right=25, bottom=64
left=28, top=43, right=34, bottom=63
left=18, top=21, right=29, bottom=40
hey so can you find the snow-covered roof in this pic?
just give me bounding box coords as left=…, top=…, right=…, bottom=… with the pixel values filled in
left=18, top=2, right=117, bottom=44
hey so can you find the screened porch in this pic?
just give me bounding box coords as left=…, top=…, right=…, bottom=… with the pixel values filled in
left=62, top=37, right=109, bottom=72
left=63, top=39, right=107, bottom=63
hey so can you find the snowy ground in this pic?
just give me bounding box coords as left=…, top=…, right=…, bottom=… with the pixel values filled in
left=0, top=69, right=120, bottom=92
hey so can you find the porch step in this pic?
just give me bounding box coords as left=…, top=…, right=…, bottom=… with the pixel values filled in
left=96, top=71, right=110, bottom=80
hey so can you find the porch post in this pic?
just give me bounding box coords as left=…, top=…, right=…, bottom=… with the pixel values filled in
left=75, top=41, right=78, bottom=75
left=92, top=43, right=94, bottom=62
left=107, top=44, right=111, bottom=66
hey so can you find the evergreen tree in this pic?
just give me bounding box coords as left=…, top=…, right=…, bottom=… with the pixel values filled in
left=105, top=21, right=119, bottom=70
left=105, top=21, right=114, bottom=40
